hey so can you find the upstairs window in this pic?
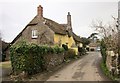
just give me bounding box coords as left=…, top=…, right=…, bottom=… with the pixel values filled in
left=32, top=30, right=38, bottom=39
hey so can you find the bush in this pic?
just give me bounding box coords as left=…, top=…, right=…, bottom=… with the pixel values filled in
left=86, top=47, right=89, bottom=51
left=78, top=47, right=86, bottom=55
left=10, top=41, right=65, bottom=75
left=53, top=45, right=65, bottom=54
left=101, top=61, right=120, bottom=81
left=62, top=44, right=68, bottom=51
left=100, top=40, right=107, bottom=63
left=64, top=49, right=76, bottom=59
left=101, top=60, right=111, bottom=77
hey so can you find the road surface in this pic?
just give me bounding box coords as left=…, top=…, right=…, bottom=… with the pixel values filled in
left=46, top=52, right=111, bottom=81
left=0, top=61, right=11, bottom=81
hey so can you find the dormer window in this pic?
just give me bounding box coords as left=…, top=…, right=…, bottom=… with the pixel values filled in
left=32, top=30, right=38, bottom=39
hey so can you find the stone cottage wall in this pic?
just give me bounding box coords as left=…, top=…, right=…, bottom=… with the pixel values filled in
left=14, top=23, right=54, bottom=45
left=43, top=53, right=64, bottom=71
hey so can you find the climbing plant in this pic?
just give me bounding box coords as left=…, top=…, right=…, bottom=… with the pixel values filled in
left=10, top=41, right=65, bottom=75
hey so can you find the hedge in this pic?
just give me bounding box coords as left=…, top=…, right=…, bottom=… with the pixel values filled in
left=100, top=39, right=107, bottom=63
left=78, top=47, right=86, bottom=55
left=10, top=41, right=65, bottom=75
left=64, top=49, right=76, bottom=59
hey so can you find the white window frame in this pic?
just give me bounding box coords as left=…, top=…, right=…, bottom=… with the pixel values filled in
left=32, top=30, right=38, bottom=39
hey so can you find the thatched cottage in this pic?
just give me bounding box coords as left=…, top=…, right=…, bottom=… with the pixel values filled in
left=5, top=5, right=82, bottom=60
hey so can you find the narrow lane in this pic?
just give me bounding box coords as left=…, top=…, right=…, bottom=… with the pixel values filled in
left=46, top=52, right=111, bottom=81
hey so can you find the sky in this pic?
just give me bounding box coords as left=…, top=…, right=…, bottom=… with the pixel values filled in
left=0, top=0, right=119, bottom=42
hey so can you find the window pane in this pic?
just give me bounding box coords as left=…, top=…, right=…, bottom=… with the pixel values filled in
left=32, top=30, right=38, bottom=38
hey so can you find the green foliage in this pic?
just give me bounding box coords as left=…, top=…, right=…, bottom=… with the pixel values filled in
left=100, top=39, right=120, bottom=81
left=101, top=61, right=120, bottom=81
left=100, top=60, right=115, bottom=80
left=64, top=49, right=76, bottom=59
left=10, top=41, right=65, bottom=75
left=62, top=44, right=68, bottom=51
left=88, top=33, right=98, bottom=39
left=53, top=45, right=65, bottom=54
left=100, top=39, right=107, bottom=63
left=101, top=61, right=110, bottom=76
left=78, top=47, right=86, bottom=55
left=81, top=37, right=90, bottom=48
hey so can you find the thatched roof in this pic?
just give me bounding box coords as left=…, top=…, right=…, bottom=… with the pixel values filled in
left=61, top=24, right=81, bottom=43
left=71, top=32, right=81, bottom=42
left=60, top=24, right=67, bottom=29
left=44, top=18, right=67, bottom=35
left=11, top=16, right=67, bottom=44
left=11, top=15, right=81, bottom=45
left=28, top=16, right=67, bottom=35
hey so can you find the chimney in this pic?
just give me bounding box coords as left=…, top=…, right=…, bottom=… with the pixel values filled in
left=37, top=5, right=43, bottom=18
left=67, top=12, right=72, bottom=31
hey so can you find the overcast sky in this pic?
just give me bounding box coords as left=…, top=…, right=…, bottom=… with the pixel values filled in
left=0, top=0, right=119, bottom=42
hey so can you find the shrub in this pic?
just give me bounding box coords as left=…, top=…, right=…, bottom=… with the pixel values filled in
left=101, top=60, right=110, bottom=77
left=62, top=44, right=68, bottom=51
left=100, top=40, right=107, bottom=63
left=10, top=41, right=65, bottom=75
left=64, top=49, right=76, bottom=59
left=86, top=47, right=89, bottom=51
left=78, top=47, right=86, bottom=55
left=53, top=45, right=65, bottom=54
left=100, top=60, right=120, bottom=81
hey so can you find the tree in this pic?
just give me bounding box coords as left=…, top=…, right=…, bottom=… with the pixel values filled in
left=91, top=18, right=120, bottom=77
left=88, top=33, right=98, bottom=39
left=81, top=37, right=90, bottom=48
left=91, top=19, right=118, bottom=53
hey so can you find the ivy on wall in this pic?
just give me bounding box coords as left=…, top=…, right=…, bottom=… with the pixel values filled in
left=10, top=41, right=65, bottom=75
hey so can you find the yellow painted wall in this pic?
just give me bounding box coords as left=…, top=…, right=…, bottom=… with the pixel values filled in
left=54, top=34, right=75, bottom=48
left=79, top=43, right=83, bottom=47
left=54, top=34, right=82, bottom=55
left=71, top=47, right=78, bottom=55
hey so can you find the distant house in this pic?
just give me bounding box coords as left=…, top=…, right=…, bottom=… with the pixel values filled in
left=6, top=5, right=82, bottom=60
left=88, top=43, right=99, bottom=51
left=88, top=37, right=100, bottom=51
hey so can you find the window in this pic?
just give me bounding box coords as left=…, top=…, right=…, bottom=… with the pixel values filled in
left=32, top=30, right=38, bottom=38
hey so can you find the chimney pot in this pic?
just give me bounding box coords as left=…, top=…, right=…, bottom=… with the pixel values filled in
left=67, top=12, right=72, bottom=31
left=68, top=12, right=70, bottom=15
left=37, top=5, right=43, bottom=18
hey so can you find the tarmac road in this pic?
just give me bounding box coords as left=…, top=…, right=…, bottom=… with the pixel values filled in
left=46, top=52, right=111, bottom=81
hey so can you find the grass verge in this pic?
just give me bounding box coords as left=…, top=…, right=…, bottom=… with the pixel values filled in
left=100, top=60, right=120, bottom=82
